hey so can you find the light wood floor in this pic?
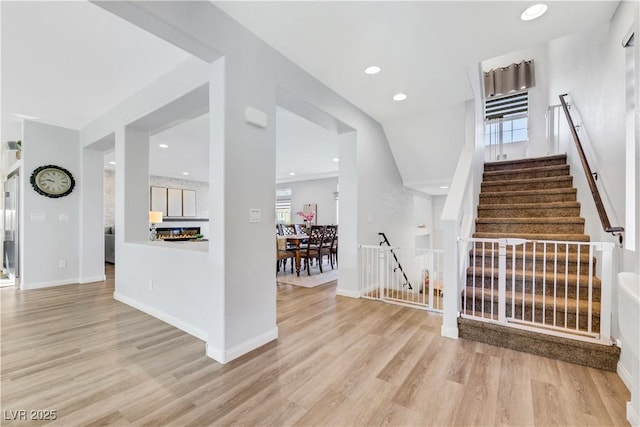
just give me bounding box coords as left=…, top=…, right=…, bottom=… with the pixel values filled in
left=1, top=265, right=630, bottom=426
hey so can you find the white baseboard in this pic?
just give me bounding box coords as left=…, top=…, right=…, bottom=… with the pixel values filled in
left=336, top=287, right=361, bottom=298
left=628, top=402, right=640, bottom=427
left=22, top=278, right=78, bottom=290
left=79, top=275, right=106, bottom=284
left=441, top=325, right=459, bottom=339
left=617, top=360, right=632, bottom=391
left=113, top=292, right=207, bottom=341
left=206, top=327, right=278, bottom=364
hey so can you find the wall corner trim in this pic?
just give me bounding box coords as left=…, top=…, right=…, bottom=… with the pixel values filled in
left=113, top=292, right=207, bottom=341
left=206, top=327, right=278, bottom=365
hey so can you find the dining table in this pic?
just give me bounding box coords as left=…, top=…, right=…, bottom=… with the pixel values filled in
left=277, top=234, right=308, bottom=276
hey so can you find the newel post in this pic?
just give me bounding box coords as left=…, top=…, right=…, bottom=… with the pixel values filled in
left=441, top=220, right=460, bottom=339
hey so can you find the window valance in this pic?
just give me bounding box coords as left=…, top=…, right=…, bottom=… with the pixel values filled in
left=484, top=60, right=535, bottom=98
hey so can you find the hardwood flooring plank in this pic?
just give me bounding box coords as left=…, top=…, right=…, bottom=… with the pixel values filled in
left=531, top=379, right=571, bottom=426
left=495, top=348, right=534, bottom=426
left=453, top=351, right=502, bottom=426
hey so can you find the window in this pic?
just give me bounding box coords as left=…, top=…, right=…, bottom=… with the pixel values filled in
left=276, top=188, right=292, bottom=224
left=484, top=91, right=528, bottom=146
left=276, top=199, right=291, bottom=224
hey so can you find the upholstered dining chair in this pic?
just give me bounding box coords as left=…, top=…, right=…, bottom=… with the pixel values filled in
left=300, top=225, right=325, bottom=275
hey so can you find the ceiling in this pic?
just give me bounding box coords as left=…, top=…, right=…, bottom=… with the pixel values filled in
left=1, top=1, right=190, bottom=135
left=3, top=1, right=621, bottom=188
left=215, top=1, right=620, bottom=123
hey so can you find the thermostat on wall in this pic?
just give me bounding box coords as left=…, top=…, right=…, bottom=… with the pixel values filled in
left=244, top=107, right=268, bottom=129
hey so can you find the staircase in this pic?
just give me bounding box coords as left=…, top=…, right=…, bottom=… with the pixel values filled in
left=459, top=154, right=620, bottom=371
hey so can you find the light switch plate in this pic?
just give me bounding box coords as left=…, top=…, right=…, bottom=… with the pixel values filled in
left=249, top=209, right=261, bottom=223
left=59, top=213, right=70, bottom=222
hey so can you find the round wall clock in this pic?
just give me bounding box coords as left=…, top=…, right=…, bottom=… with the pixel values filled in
left=30, top=165, right=76, bottom=198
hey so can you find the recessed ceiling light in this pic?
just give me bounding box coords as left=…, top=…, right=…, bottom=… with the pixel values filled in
left=440, top=186, right=449, bottom=189
left=365, top=66, right=381, bottom=75
left=12, top=113, right=39, bottom=120
left=158, top=144, right=169, bottom=148
left=332, top=158, right=340, bottom=162
left=521, top=4, right=547, bottom=21
left=108, top=161, right=116, bottom=165
left=182, top=172, right=189, bottom=176
left=289, top=172, right=296, bottom=176
left=393, top=93, right=407, bottom=102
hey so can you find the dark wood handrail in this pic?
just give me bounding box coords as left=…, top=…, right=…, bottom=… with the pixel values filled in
left=558, top=94, right=624, bottom=244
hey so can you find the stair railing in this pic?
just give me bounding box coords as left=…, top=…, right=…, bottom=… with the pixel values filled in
left=558, top=94, right=624, bottom=244
left=378, top=233, right=412, bottom=290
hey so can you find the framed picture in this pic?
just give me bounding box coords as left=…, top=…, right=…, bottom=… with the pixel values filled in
left=150, top=186, right=167, bottom=216
left=167, top=188, right=182, bottom=217
left=182, top=190, right=196, bottom=217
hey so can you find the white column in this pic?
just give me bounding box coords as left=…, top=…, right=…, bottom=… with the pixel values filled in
left=79, top=147, right=105, bottom=283
left=336, top=131, right=359, bottom=298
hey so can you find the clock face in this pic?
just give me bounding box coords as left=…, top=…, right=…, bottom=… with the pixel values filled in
left=30, top=165, right=75, bottom=198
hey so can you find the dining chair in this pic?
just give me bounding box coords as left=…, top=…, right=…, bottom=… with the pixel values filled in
left=294, top=223, right=307, bottom=235
left=276, top=237, right=295, bottom=274
left=320, top=225, right=337, bottom=269
left=282, top=224, right=296, bottom=235
left=330, top=236, right=338, bottom=268
left=301, top=225, right=325, bottom=275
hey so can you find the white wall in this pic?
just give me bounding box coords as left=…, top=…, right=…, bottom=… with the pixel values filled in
left=431, top=195, right=446, bottom=250
left=277, top=177, right=338, bottom=225
left=546, top=1, right=639, bottom=407
left=547, top=7, right=633, bottom=247
left=21, top=121, right=80, bottom=289
left=383, top=104, right=466, bottom=191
